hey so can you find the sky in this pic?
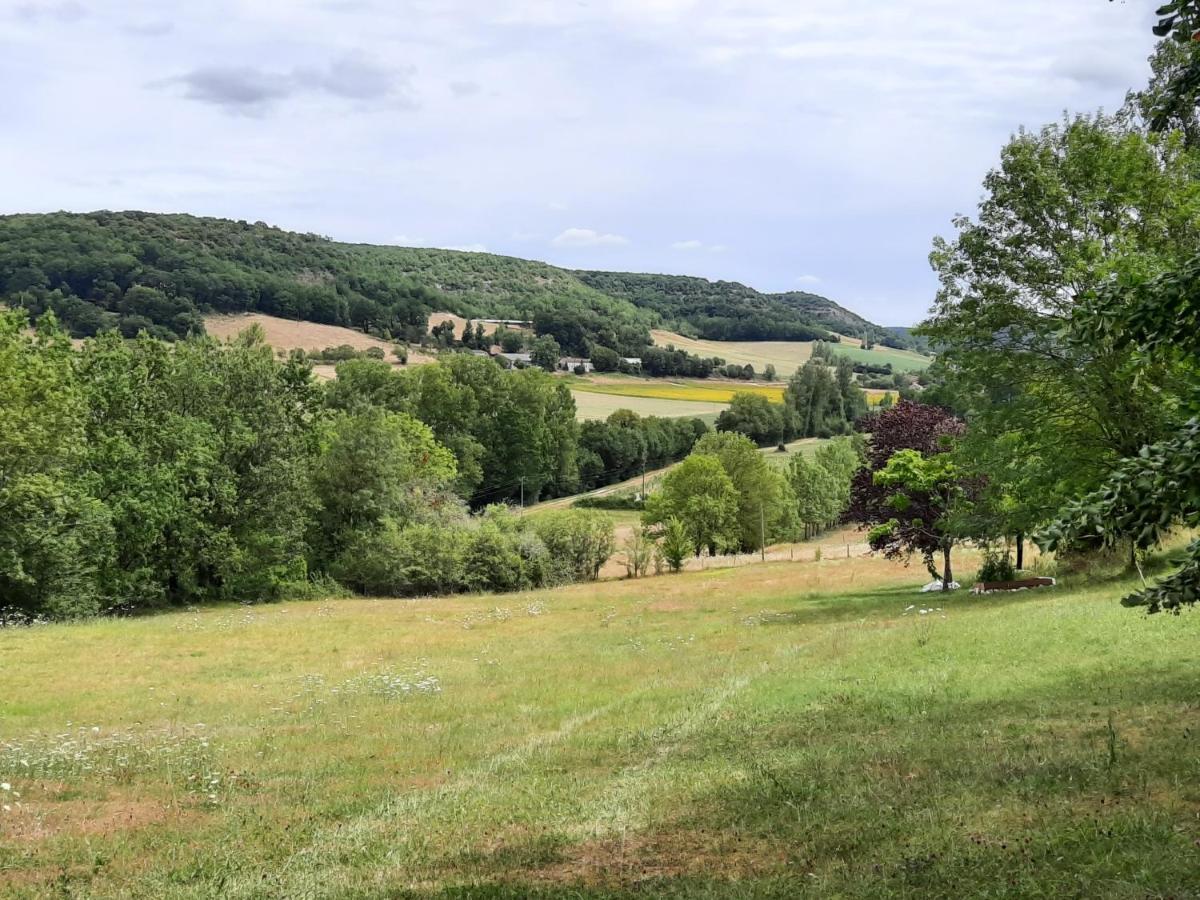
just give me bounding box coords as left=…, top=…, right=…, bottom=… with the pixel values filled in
left=0, top=0, right=1159, bottom=325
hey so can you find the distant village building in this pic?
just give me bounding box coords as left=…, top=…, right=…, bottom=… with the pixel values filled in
left=621, top=357, right=642, bottom=368
left=498, top=352, right=533, bottom=365
left=559, top=357, right=594, bottom=373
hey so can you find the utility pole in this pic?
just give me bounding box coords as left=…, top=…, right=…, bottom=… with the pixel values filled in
left=759, top=504, right=766, bottom=562
left=519, top=476, right=525, bottom=510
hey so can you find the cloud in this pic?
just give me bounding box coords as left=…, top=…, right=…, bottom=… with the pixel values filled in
left=671, top=239, right=727, bottom=253
left=441, top=242, right=488, bottom=253
left=164, top=55, right=414, bottom=115
left=14, top=1, right=85, bottom=23
left=795, top=274, right=822, bottom=285
left=450, top=80, right=481, bottom=97
left=1049, top=53, right=1139, bottom=90
left=123, top=21, right=174, bottom=37
left=552, top=227, right=629, bottom=247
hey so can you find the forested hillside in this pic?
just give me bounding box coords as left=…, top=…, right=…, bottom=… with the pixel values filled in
left=0, top=211, right=904, bottom=355
left=0, top=212, right=653, bottom=354
left=575, top=270, right=919, bottom=348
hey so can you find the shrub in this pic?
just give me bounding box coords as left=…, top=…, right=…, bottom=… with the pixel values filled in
left=531, top=509, right=615, bottom=581
left=659, top=517, right=691, bottom=572
left=977, top=548, right=1015, bottom=583
left=333, top=521, right=469, bottom=596
left=575, top=490, right=643, bottom=511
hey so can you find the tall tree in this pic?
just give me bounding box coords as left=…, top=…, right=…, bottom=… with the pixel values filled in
left=923, top=114, right=1200, bottom=531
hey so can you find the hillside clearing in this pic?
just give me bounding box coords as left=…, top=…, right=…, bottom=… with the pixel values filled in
left=2, top=555, right=1196, bottom=897
left=204, top=313, right=437, bottom=368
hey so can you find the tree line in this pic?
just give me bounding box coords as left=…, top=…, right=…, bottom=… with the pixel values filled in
left=0, top=313, right=709, bottom=620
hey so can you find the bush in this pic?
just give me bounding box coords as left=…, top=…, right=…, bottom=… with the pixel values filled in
left=574, top=490, right=643, bottom=510
left=333, top=521, right=469, bottom=596
left=531, top=509, right=615, bottom=581
left=977, top=549, right=1015, bottom=583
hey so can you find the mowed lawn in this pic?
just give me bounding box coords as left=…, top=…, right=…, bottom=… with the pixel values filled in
left=2, top=558, right=1199, bottom=898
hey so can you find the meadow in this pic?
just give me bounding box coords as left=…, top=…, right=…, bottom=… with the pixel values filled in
left=650, top=329, right=931, bottom=376
left=2, top=551, right=1198, bottom=898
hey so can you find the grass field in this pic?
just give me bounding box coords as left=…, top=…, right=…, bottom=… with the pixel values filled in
left=651, top=329, right=931, bottom=376
left=3, top=551, right=1198, bottom=897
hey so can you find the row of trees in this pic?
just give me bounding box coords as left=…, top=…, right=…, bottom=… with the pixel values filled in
left=0, top=313, right=625, bottom=620
left=641, top=432, right=862, bottom=559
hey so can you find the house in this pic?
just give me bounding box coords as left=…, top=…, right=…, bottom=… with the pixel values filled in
left=498, top=352, right=532, bottom=365
left=559, top=357, right=594, bottom=373
left=621, top=357, right=642, bottom=368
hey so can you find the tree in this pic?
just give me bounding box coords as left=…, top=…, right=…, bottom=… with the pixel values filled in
left=787, top=454, right=841, bottom=539
left=923, top=114, right=1199, bottom=534
left=716, top=392, right=787, bottom=446
left=763, top=363, right=777, bottom=382
left=849, top=401, right=967, bottom=588
left=0, top=311, right=112, bottom=619
left=691, top=431, right=799, bottom=551
left=1039, top=249, right=1200, bottom=611
left=659, top=517, right=691, bottom=572
left=869, top=449, right=966, bottom=590
left=311, top=407, right=458, bottom=564
left=590, top=345, right=620, bottom=372
left=643, top=454, right=739, bottom=556
left=530, top=335, right=561, bottom=372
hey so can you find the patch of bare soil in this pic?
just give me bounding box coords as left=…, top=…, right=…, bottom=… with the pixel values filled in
left=1, top=797, right=180, bottom=844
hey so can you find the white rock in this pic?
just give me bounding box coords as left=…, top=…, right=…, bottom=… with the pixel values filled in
left=920, top=580, right=960, bottom=593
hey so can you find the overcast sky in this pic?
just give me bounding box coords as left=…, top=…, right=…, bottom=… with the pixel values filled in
left=1, top=0, right=1158, bottom=325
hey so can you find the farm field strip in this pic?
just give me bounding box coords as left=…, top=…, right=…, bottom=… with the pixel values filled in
left=570, top=380, right=786, bottom=404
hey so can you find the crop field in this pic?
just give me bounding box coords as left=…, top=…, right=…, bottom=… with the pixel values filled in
left=571, top=379, right=786, bottom=404
left=570, top=389, right=728, bottom=421
left=651, top=329, right=931, bottom=376
left=570, top=378, right=896, bottom=421
left=2, top=551, right=1198, bottom=897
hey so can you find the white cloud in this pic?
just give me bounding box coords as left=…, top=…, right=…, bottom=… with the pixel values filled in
left=552, top=227, right=629, bottom=247
left=672, top=239, right=728, bottom=253
left=442, top=242, right=488, bottom=253
left=795, top=274, right=821, bottom=285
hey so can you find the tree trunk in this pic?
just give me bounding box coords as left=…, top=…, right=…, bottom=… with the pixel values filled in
left=941, top=542, right=953, bottom=591
left=1015, top=532, right=1024, bottom=570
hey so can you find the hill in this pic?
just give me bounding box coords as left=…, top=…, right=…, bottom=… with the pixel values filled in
left=0, top=211, right=910, bottom=358
left=0, top=211, right=652, bottom=354
left=575, top=269, right=920, bottom=350
left=2, top=553, right=1197, bottom=896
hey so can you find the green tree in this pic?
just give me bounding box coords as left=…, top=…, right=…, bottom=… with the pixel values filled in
left=870, top=450, right=966, bottom=590
left=530, top=334, right=561, bottom=372
left=311, top=407, right=458, bottom=564
left=924, top=115, right=1200, bottom=534
left=643, top=454, right=739, bottom=556
left=692, top=431, right=799, bottom=550
left=659, top=517, right=691, bottom=572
